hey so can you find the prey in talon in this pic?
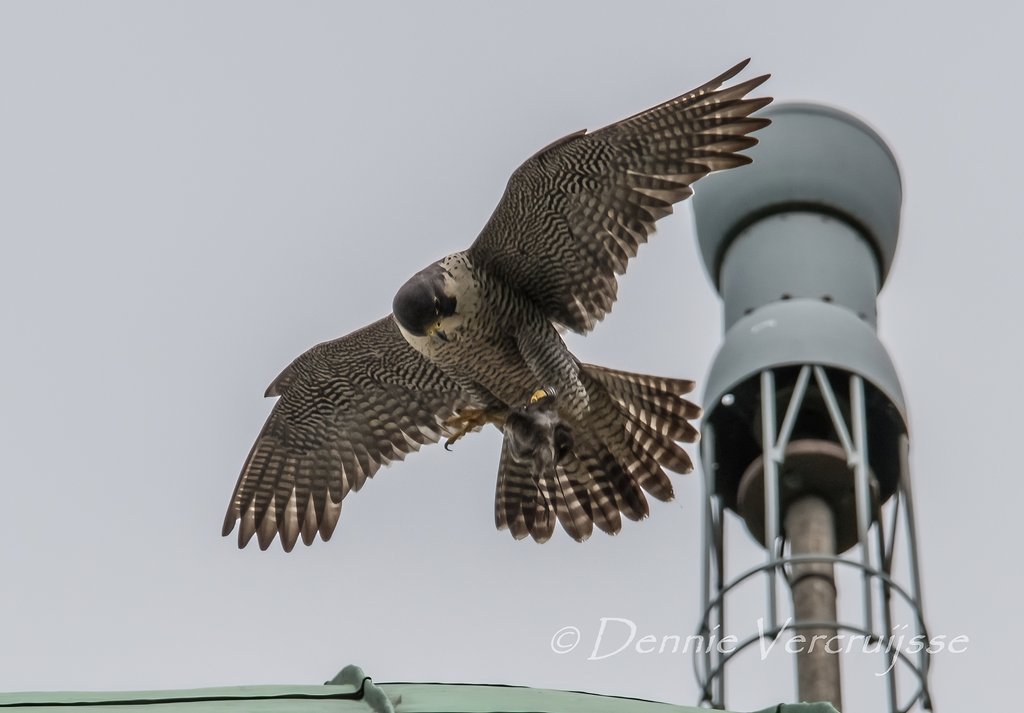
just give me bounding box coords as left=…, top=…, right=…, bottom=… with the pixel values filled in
left=503, top=389, right=574, bottom=473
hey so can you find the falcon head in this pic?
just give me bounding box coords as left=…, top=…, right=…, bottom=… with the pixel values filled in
left=392, top=262, right=458, bottom=339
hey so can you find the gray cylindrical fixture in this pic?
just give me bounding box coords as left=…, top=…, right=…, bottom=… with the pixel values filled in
left=693, top=104, right=908, bottom=512
left=695, top=102, right=903, bottom=294
left=692, top=102, right=932, bottom=713
left=720, top=211, right=880, bottom=329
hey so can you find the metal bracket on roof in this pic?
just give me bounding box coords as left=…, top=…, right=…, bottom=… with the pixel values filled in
left=327, top=665, right=398, bottom=713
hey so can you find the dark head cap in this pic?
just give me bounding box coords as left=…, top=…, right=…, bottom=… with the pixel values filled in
left=392, top=263, right=457, bottom=337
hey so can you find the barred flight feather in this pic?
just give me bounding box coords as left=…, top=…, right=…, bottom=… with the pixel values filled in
left=469, top=59, right=770, bottom=334
left=223, top=317, right=471, bottom=551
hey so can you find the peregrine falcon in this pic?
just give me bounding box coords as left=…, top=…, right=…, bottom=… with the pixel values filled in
left=223, top=60, right=771, bottom=550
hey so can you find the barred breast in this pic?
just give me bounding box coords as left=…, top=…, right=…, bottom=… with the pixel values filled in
left=414, top=252, right=587, bottom=413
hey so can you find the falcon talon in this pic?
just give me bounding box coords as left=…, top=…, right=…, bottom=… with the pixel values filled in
left=442, top=424, right=471, bottom=451
left=225, top=60, right=770, bottom=549
left=443, top=407, right=501, bottom=451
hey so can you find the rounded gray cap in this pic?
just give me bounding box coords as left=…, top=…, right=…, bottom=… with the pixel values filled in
left=704, top=299, right=907, bottom=423
left=701, top=299, right=909, bottom=508
left=694, top=103, right=903, bottom=289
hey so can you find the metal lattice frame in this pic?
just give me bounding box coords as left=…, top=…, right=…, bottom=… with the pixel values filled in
left=695, top=365, right=932, bottom=712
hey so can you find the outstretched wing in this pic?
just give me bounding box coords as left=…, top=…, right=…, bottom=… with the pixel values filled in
left=223, top=316, right=470, bottom=551
left=468, top=59, right=771, bottom=333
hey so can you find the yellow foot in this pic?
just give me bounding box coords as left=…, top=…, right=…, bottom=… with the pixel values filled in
left=530, top=388, right=549, bottom=403
left=444, top=408, right=503, bottom=451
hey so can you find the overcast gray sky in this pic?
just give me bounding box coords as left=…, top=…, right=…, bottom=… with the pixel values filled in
left=1, top=2, right=1017, bottom=711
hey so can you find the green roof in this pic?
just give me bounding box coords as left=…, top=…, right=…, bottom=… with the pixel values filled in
left=0, top=666, right=838, bottom=713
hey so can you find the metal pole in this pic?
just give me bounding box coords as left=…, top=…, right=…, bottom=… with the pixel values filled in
left=699, top=423, right=723, bottom=707
left=760, top=370, right=780, bottom=630
left=785, top=495, right=842, bottom=710
left=849, top=375, right=876, bottom=634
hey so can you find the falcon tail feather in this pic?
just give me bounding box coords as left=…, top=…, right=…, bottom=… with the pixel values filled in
left=493, top=364, right=700, bottom=543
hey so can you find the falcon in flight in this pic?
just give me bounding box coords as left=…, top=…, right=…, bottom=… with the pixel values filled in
left=223, top=60, right=771, bottom=550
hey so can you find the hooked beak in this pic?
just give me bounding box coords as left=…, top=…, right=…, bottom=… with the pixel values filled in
left=426, top=324, right=449, bottom=342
